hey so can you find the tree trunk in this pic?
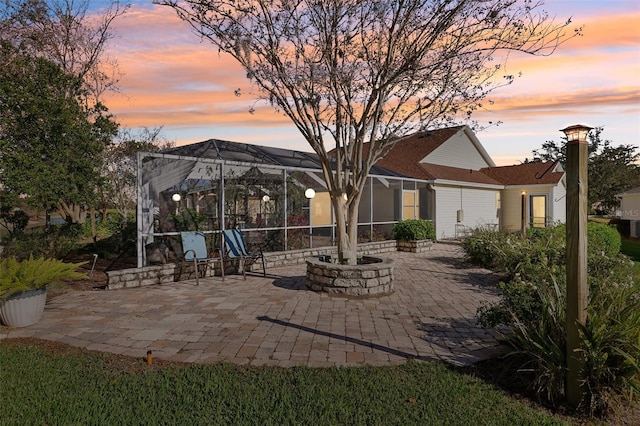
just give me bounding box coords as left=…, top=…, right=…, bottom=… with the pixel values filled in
left=332, top=191, right=362, bottom=265
left=90, top=206, right=97, bottom=243
left=57, top=202, right=87, bottom=224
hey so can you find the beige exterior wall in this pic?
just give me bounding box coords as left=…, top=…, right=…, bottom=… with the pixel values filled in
left=501, top=188, right=525, bottom=232
left=501, top=185, right=565, bottom=232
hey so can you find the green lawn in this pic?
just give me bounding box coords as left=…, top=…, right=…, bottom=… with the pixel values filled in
left=0, top=341, right=568, bottom=425
left=621, top=238, right=640, bottom=279
left=621, top=238, right=640, bottom=262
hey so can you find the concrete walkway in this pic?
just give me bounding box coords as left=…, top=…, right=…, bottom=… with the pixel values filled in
left=0, top=244, right=507, bottom=367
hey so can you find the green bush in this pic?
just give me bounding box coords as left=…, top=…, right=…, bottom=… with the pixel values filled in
left=466, top=225, right=639, bottom=415
left=463, top=227, right=565, bottom=281
left=1, top=225, right=82, bottom=260
left=392, top=219, right=435, bottom=241
left=587, top=221, right=621, bottom=256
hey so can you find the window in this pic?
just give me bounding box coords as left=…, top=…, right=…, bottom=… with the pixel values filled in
left=402, top=190, right=418, bottom=219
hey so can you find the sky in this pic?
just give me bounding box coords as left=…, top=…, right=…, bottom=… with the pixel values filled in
left=98, top=0, right=640, bottom=166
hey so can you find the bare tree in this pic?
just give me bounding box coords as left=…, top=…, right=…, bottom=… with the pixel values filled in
left=157, top=0, right=580, bottom=264
left=0, top=0, right=129, bottom=105
left=100, top=127, right=175, bottom=224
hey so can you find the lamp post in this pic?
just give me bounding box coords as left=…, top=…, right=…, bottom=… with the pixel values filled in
left=171, top=193, right=181, bottom=215
left=562, top=124, right=592, bottom=409
left=261, top=195, right=270, bottom=227
left=305, top=189, right=315, bottom=247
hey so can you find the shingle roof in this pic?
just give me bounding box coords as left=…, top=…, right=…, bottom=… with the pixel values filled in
left=162, top=132, right=564, bottom=188
left=372, top=126, right=464, bottom=180
left=480, top=161, right=564, bottom=186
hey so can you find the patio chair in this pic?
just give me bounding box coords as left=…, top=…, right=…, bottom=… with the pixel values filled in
left=223, top=229, right=266, bottom=279
left=179, top=231, right=224, bottom=285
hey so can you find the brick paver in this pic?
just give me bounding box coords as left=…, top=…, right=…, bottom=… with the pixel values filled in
left=0, top=243, right=507, bottom=366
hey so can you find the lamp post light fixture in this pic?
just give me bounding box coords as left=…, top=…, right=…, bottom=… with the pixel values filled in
left=171, top=193, right=181, bottom=215
left=561, top=124, right=592, bottom=409
left=304, top=188, right=316, bottom=199
left=561, top=124, right=593, bottom=143
left=262, top=195, right=270, bottom=203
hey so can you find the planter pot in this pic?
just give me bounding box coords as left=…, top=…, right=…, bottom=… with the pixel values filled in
left=0, top=287, right=47, bottom=328
left=306, top=256, right=395, bottom=296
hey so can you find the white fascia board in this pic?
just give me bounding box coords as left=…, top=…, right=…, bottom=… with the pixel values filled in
left=433, top=179, right=504, bottom=190
left=504, top=183, right=559, bottom=191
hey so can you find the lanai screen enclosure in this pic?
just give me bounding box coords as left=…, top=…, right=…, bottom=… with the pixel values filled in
left=136, top=141, right=428, bottom=267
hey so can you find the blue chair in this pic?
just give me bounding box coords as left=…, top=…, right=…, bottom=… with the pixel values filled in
left=223, top=229, right=266, bottom=279
left=179, top=231, right=224, bottom=285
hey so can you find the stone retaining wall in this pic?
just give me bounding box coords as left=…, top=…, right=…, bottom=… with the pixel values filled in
left=106, top=240, right=398, bottom=289
left=306, top=256, right=395, bottom=296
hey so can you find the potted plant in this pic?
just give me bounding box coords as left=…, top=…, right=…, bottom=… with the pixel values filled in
left=393, top=219, right=436, bottom=253
left=0, top=256, right=86, bottom=327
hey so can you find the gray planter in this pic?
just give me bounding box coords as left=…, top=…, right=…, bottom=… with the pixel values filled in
left=0, top=287, right=47, bottom=328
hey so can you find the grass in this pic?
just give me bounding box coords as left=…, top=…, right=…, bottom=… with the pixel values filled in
left=621, top=238, right=640, bottom=279
left=0, top=340, right=568, bottom=425
left=621, top=238, right=640, bottom=262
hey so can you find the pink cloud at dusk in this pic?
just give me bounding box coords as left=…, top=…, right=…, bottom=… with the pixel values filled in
left=102, top=2, right=639, bottom=165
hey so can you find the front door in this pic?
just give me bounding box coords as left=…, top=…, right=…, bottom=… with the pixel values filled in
left=530, top=195, right=547, bottom=228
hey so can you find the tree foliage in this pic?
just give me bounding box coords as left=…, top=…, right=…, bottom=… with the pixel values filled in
left=0, top=0, right=127, bottom=223
left=0, top=42, right=118, bottom=222
left=529, top=127, right=640, bottom=213
left=158, top=0, right=579, bottom=263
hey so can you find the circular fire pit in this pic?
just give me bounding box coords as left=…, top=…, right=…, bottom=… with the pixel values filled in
left=306, top=256, right=395, bottom=296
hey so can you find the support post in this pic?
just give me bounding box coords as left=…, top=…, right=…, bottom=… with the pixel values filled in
left=520, top=192, right=526, bottom=236
left=564, top=124, right=591, bottom=409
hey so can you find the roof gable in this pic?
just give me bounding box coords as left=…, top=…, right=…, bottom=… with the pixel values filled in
left=422, top=126, right=496, bottom=169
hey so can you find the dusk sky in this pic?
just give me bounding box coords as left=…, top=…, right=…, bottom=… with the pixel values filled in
left=99, top=0, right=640, bottom=166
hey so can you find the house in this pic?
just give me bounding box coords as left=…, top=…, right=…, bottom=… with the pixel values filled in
left=617, top=187, right=640, bottom=237
left=372, top=126, right=566, bottom=238
left=136, top=125, right=567, bottom=266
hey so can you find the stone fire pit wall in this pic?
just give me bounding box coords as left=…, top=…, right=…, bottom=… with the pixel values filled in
left=306, top=257, right=395, bottom=296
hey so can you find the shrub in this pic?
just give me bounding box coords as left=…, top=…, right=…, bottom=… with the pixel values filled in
left=587, top=221, right=621, bottom=256
left=0, top=208, right=29, bottom=236
left=463, top=227, right=565, bottom=281
left=1, top=225, right=82, bottom=260
left=393, top=219, right=435, bottom=241
left=467, top=225, right=639, bottom=415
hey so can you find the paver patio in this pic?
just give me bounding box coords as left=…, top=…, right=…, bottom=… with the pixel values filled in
left=0, top=243, right=507, bottom=366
